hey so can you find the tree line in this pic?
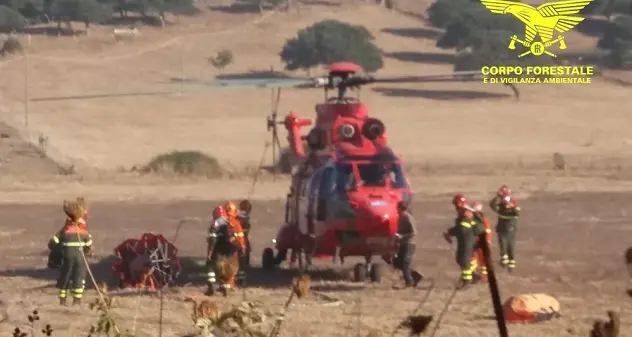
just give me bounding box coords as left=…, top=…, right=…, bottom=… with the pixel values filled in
left=0, top=0, right=291, bottom=33
left=427, top=0, right=632, bottom=70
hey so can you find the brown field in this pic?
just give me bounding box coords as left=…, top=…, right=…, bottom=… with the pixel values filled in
left=1, top=0, right=632, bottom=336
left=0, top=194, right=631, bottom=337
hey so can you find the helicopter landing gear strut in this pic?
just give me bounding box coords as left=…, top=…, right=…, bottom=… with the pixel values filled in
left=352, top=256, right=384, bottom=283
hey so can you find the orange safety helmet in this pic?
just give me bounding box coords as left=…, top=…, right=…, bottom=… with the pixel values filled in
left=213, top=205, right=226, bottom=219
left=452, top=194, right=468, bottom=208
left=224, top=201, right=238, bottom=218
left=472, top=201, right=483, bottom=212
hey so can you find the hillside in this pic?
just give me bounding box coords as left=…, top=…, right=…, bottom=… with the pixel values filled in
left=0, top=0, right=630, bottom=178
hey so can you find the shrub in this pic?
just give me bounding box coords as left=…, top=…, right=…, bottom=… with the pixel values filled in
left=1, top=35, right=23, bottom=57
left=141, top=150, right=222, bottom=177
left=209, top=49, right=234, bottom=71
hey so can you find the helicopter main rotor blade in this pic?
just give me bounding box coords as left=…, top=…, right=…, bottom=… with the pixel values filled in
left=369, top=70, right=482, bottom=83
left=29, top=78, right=320, bottom=102
left=368, top=71, right=519, bottom=99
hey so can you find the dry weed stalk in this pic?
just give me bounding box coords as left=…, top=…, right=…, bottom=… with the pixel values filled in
left=216, top=255, right=239, bottom=284
left=189, top=300, right=268, bottom=337
left=292, top=274, right=310, bottom=299
left=62, top=200, right=82, bottom=222
left=268, top=274, right=311, bottom=337
left=590, top=311, right=620, bottom=337
left=12, top=310, right=54, bottom=337
left=87, top=289, right=136, bottom=337
left=185, top=297, right=221, bottom=321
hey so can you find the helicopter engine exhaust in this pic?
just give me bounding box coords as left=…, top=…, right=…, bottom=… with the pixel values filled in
left=338, top=123, right=356, bottom=140
left=362, top=118, right=385, bottom=141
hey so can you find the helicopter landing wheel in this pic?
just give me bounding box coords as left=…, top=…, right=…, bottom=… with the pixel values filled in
left=353, top=263, right=367, bottom=283
left=262, top=247, right=276, bottom=271
left=369, top=263, right=384, bottom=283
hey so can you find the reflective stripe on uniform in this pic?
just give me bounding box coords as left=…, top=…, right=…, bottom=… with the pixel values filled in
left=62, top=242, right=89, bottom=247
left=459, top=221, right=473, bottom=228
left=234, top=232, right=244, bottom=237
left=498, top=214, right=518, bottom=219
left=52, top=235, right=60, bottom=244
left=209, top=233, right=218, bottom=237
left=207, top=271, right=216, bottom=283
left=71, top=288, right=84, bottom=299
left=485, top=229, right=492, bottom=233
left=59, top=289, right=67, bottom=298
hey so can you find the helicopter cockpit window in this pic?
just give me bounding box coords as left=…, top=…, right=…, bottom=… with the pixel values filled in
left=389, top=164, right=408, bottom=189
left=335, top=164, right=356, bottom=192
left=357, top=163, right=387, bottom=187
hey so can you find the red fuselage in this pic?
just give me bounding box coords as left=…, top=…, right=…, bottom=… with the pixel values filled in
left=275, top=99, right=412, bottom=262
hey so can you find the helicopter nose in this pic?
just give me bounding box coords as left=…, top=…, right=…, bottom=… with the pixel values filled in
left=367, top=208, right=398, bottom=235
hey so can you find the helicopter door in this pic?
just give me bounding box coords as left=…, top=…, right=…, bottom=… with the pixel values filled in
left=297, top=177, right=309, bottom=235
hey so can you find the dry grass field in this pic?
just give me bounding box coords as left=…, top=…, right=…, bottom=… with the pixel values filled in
left=0, top=0, right=632, bottom=336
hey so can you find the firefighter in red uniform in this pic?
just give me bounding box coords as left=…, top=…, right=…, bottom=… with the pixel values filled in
left=443, top=194, right=479, bottom=289
left=470, top=201, right=492, bottom=280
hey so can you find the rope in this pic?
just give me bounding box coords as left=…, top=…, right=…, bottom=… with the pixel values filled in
left=72, top=223, right=123, bottom=335
left=388, top=278, right=436, bottom=337
left=427, top=278, right=462, bottom=337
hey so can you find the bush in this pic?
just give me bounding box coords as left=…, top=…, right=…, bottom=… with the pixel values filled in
left=209, top=49, right=234, bottom=71
left=0, top=35, right=23, bottom=56
left=280, top=19, right=384, bottom=72
left=141, top=150, right=223, bottom=177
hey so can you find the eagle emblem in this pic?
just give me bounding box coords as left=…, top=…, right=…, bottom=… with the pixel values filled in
left=479, top=0, right=593, bottom=57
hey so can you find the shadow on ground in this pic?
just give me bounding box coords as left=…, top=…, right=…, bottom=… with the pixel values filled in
left=20, top=26, right=85, bottom=37
left=373, top=87, right=512, bottom=100
left=380, top=27, right=442, bottom=40
left=214, top=70, right=295, bottom=80
left=209, top=2, right=269, bottom=13
left=384, top=51, right=455, bottom=64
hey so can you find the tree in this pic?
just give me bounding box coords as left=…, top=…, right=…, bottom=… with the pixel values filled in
left=426, top=0, right=470, bottom=29
left=0, top=5, right=27, bottom=32
left=436, top=5, right=522, bottom=51
left=280, top=19, right=384, bottom=72
left=51, top=0, right=111, bottom=30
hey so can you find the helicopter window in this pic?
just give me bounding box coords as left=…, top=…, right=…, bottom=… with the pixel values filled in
left=357, top=163, right=387, bottom=187
left=335, top=164, right=356, bottom=191
left=389, top=164, right=408, bottom=189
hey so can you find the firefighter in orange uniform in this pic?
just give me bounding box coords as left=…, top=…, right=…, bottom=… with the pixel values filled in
left=48, top=200, right=93, bottom=306
left=224, top=201, right=247, bottom=286
left=470, top=201, right=492, bottom=280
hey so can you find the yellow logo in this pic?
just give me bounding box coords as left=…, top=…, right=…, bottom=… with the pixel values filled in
left=479, top=0, right=593, bottom=58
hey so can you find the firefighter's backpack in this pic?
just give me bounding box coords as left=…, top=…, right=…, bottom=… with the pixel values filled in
left=503, top=293, right=561, bottom=323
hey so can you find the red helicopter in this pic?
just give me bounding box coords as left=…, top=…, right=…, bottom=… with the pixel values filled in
left=30, top=61, right=519, bottom=283
left=250, top=62, right=519, bottom=283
